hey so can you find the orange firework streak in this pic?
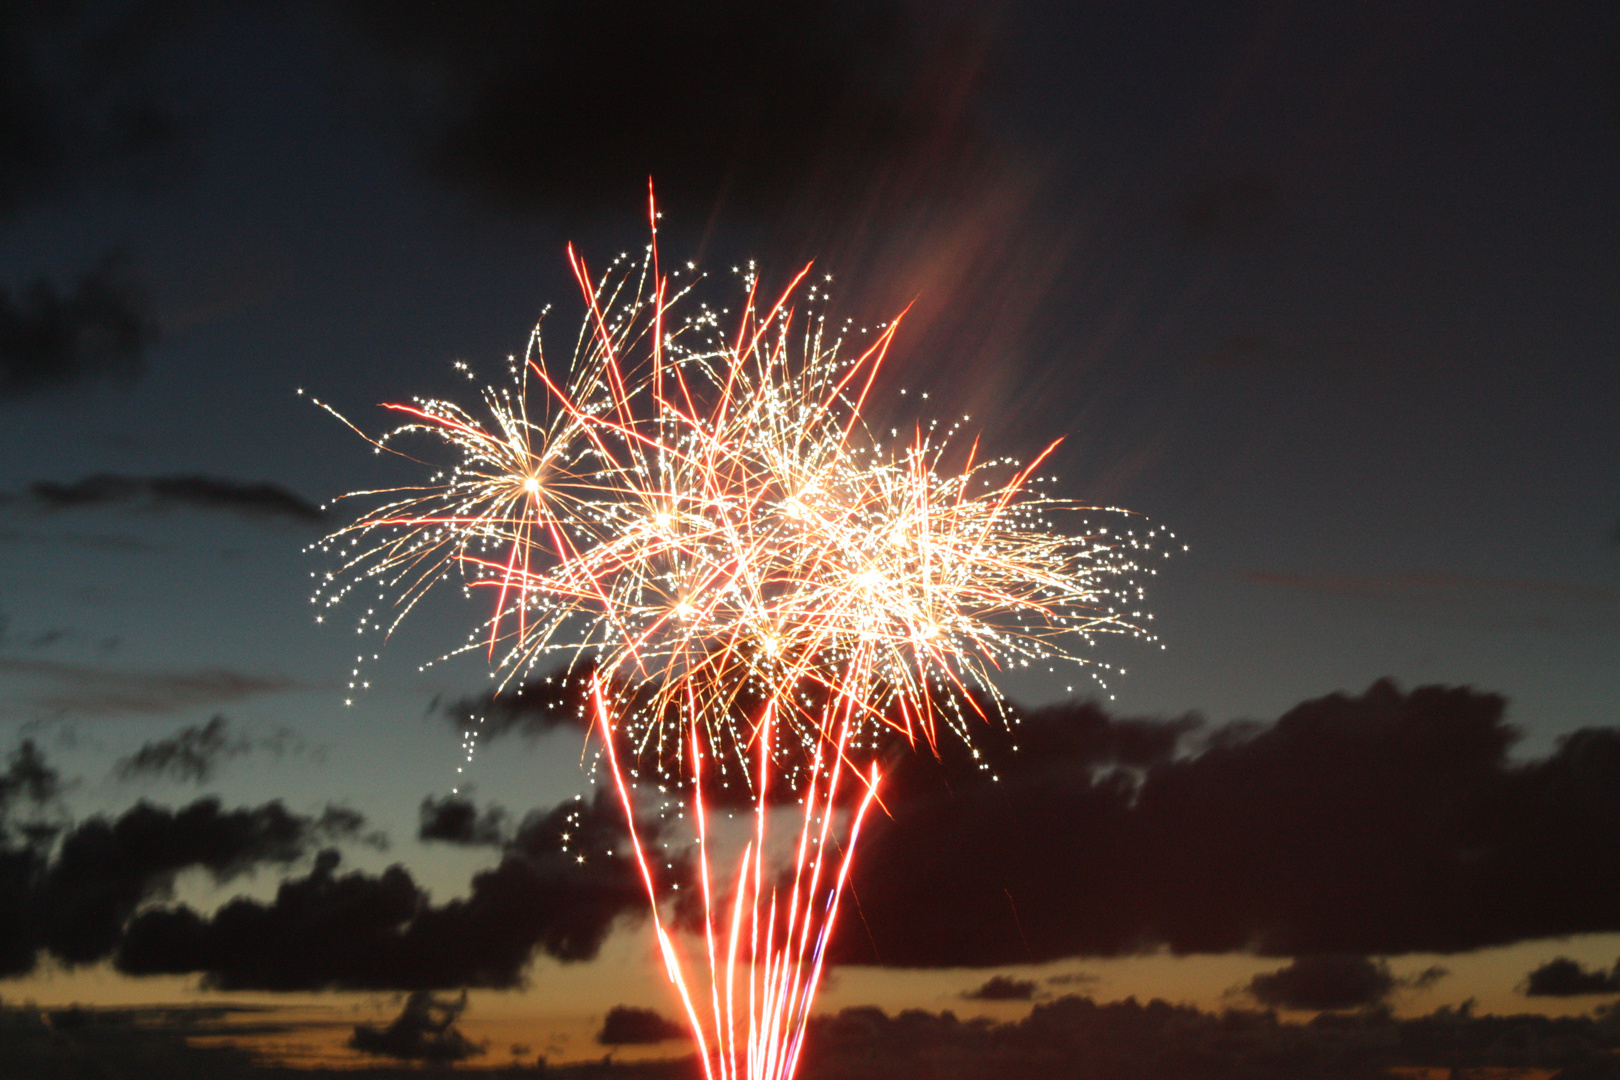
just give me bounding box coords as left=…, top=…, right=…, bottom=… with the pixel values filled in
left=312, top=190, right=1168, bottom=1080
left=597, top=685, right=881, bottom=1080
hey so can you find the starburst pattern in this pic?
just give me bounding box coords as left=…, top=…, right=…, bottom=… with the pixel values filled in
left=312, top=193, right=1172, bottom=1080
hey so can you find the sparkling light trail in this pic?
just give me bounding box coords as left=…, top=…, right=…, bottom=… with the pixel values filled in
left=313, top=190, right=1172, bottom=1079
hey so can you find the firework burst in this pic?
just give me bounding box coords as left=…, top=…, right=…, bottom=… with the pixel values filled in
left=312, top=194, right=1172, bottom=1080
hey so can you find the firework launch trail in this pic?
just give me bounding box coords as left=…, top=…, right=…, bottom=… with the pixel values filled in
left=311, top=190, right=1172, bottom=1080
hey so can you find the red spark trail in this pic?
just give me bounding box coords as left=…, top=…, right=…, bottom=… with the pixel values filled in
left=311, top=191, right=1173, bottom=1080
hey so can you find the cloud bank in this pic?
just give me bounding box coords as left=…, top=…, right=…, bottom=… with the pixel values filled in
left=1247, top=956, right=1396, bottom=1012
left=597, top=1005, right=688, bottom=1046
left=349, top=990, right=483, bottom=1063
left=116, top=791, right=667, bottom=990
left=962, top=975, right=1039, bottom=1002
left=116, top=716, right=247, bottom=783
left=418, top=795, right=508, bottom=847
left=838, top=680, right=1620, bottom=965
left=0, top=787, right=369, bottom=978
left=1523, top=957, right=1620, bottom=997
left=0, top=260, right=158, bottom=401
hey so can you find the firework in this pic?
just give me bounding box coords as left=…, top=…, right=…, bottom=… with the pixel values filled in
left=313, top=193, right=1171, bottom=1080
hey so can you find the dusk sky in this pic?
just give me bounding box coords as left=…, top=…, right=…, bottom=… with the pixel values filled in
left=1, top=1, right=1617, bottom=1073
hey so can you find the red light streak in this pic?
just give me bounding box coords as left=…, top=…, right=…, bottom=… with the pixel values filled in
left=311, top=194, right=1173, bottom=1079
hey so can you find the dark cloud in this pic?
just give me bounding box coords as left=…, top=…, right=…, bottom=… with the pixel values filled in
left=0, top=4, right=190, bottom=406
left=794, top=996, right=1620, bottom=1080
left=116, top=715, right=246, bottom=783
left=458, top=665, right=1197, bottom=815
left=441, top=663, right=594, bottom=741
left=0, top=656, right=301, bottom=717
left=117, top=791, right=667, bottom=989
left=0, top=1001, right=300, bottom=1079
left=1406, top=965, right=1449, bottom=991
left=418, top=795, right=507, bottom=846
left=0, top=739, right=60, bottom=813
left=29, top=473, right=324, bottom=523
left=836, top=680, right=1620, bottom=966
left=1247, top=956, right=1395, bottom=1012
left=0, top=794, right=369, bottom=977
left=0, top=741, right=59, bottom=976
left=0, top=739, right=64, bottom=857
left=338, top=1, right=987, bottom=221
left=442, top=664, right=791, bottom=811
left=0, top=743, right=61, bottom=979
left=962, top=974, right=1037, bottom=1002
left=5, top=992, right=1620, bottom=1079
left=1523, top=957, right=1620, bottom=997
left=113, top=716, right=315, bottom=786
left=0, top=258, right=159, bottom=401
left=349, top=990, right=484, bottom=1063
left=0, top=1, right=188, bottom=421
left=40, top=799, right=369, bottom=967
left=596, top=1005, right=687, bottom=1046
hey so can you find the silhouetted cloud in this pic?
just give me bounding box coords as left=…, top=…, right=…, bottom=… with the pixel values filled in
left=794, top=996, right=1620, bottom=1080
left=0, top=740, right=59, bottom=813
left=116, top=715, right=246, bottom=783
left=0, top=5, right=186, bottom=412
left=337, top=1, right=988, bottom=221
left=0, top=794, right=369, bottom=977
left=418, top=795, right=507, bottom=846
left=1406, top=965, right=1450, bottom=991
left=29, top=473, right=323, bottom=523
left=442, top=665, right=792, bottom=812
left=0, top=258, right=159, bottom=400
left=1523, top=957, right=1620, bottom=997
left=441, top=664, right=594, bottom=741
left=962, top=974, right=1037, bottom=1001
left=461, top=666, right=1200, bottom=814
left=837, top=680, right=1620, bottom=966
left=6, top=992, right=1620, bottom=1079
left=349, top=990, right=484, bottom=1063
left=0, top=741, right=61, bottom=975
left=0, top=656, right=301, bottom=717
left=112, top=715, right=313, bottom=785
left=117, top=791, right=667, bottom=989
left=0, top=1001, right=304, bottom=1079
left=597, top=1005, right=687, bottom=1046
left=1248, top=956, right=1395, bottom=1011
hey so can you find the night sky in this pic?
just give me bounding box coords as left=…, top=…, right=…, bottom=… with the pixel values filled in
left=1, top=1, right=1617, bottom=1073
